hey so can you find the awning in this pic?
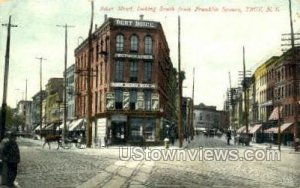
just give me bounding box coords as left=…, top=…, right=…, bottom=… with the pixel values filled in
left=69, top=119, right=85, bottom=131
left=236, top=126, right=246, bottom=133
left=45, top=123, right=55, bottom=130
left=56, top=121, right=72, bottom=130
left=249, top=124, right=262, bottom=134
left=268, top=107, right=283, bottom=121
left=264, top=123, right=293, bottom=134
left=34, top=124, right=47, bottom=131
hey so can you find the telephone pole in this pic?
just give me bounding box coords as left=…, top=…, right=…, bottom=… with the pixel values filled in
left=0, top=16, right=17, bottom=141
left=288, top=0, right=299, bottom=150
left=86, top=0, right=94, bottom=148
left=242, top=46, right=250, bottom=146
left=191, top=67, right=195, bottom=140
left=56, top=23, right=75, bottom=142
left=36, top=57, right=46, bottom=138
left=178, top=16, right=183, bottom=147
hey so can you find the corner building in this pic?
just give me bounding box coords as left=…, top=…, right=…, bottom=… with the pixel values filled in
left=75, top=17, right=174, bottom=146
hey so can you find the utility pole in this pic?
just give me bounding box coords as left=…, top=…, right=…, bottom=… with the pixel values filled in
left=36, top=57, right=46, bottom=138
left=0, top=16, right=17, bottom=141
left=191, top=67, right=195, bottom=140
left=86, top=0, right=94, bottom=148
left=288, top=0, right=299, bottom=151
left=178, top=16, right=183, bottom=147
left=242, top=46, right=250, bottom=146
left=228, top=72, right=234, bottom=130
left=56, top=23, right=75, bottom=142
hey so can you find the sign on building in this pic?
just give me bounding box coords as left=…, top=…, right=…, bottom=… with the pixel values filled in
left=123, top=92, right=130, bottom=110
left=151, top=93, right=159, bottom=111
left=136, top=92, right=144, bottom=110
left=105, top=92, right=115, bottom=110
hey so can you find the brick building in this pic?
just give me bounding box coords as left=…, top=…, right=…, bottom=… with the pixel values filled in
left=74, top=16, right=175, bottom=145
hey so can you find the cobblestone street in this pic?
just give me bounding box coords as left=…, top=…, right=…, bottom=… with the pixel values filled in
left=11, top=136, right=300, bottom=188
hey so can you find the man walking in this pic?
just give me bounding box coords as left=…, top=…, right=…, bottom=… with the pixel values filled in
left=2, top=132, right=20, bottom=187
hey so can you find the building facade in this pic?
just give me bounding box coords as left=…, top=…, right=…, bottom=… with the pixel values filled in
left=31, top=90, right=47, bottom=131
left=66, top=64, right=76, bottom=121
left=75, top=17, right=175, bottom=145
left=45, top=78, right=64, bottom=125
left=193, top=103, right=225, bottom=131
left=16, top=100, right=32, bottom=132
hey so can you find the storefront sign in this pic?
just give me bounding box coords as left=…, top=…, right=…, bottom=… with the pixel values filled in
left=111, top=115, right=127, bottom=122
left=114, top=53, right=153, bottom=60
left=123, top=92, right=130, bottom=110
left=110, top=82, right=156, bottom=89
left=114, top=19, right=157, bottom=29
left=105, top=92, right=115, bottom=110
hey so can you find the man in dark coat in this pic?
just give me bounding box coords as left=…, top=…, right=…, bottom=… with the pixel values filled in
left=2, top=132, right=20, bottom=187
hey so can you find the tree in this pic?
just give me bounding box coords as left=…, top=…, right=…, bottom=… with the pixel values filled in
left=1, top=106, right=25, bottom=131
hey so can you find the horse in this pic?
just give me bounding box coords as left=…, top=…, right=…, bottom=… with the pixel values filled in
left=42, top=135, right=62, bottom=150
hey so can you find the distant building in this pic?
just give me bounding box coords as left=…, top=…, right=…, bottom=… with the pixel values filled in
left=193, top=103, right=226, bottom=131
left=16, top=100, right=32, bottom=132
left=31, top=90, right=47, bottom=131
left=65, top=64, right=75, bottom=120
left=45, top=78, right=64, bottom=124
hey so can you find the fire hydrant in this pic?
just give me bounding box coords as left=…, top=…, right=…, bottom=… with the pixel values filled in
left=164, top=138, right=169, bottom=149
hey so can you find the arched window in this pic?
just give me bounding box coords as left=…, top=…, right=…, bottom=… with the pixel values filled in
left=116, top=34, right=124, bottom=52
left=130, top=35, right=138, bottom=52
left=144, top=36, right=152, bottom=54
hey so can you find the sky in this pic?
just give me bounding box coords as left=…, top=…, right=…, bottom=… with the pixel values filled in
left=0, top=0, right=300, bottom=110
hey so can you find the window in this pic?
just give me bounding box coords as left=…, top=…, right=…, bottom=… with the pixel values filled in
left=144, top=90, right=152, bottom=110
left=144, top=36, right=152, bottom=54
left=115, top=61, right=123, bottom=82
left=130, top=90, right=137, bottom=110
left=130, top=35, right=138, bottom=52
left=130, top=61, right=138, bottom=82
left=116, top=34, right=124, bottom=52
left=115, top=89, right=123, bottom=110
left=144, top=62, right=152, bottom=82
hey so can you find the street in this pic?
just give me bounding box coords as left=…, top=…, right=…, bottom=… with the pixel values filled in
left=11, top=136, right=300, bottom=188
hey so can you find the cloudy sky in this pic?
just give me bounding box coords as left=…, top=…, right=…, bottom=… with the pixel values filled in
left=1, top=0, right=300, bottom=110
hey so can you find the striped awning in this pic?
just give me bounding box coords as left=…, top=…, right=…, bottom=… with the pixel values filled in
left=249, top=124, right=262, bottom=134
left=264, top=123, right=293, bottom=134
left=236, top=126, right=246, bottom=133
left=268, top=107, right=283, bottom=121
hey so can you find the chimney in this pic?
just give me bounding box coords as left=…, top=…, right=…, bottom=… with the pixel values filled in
left=104, top=14, right=108, bottom=21
left=95, top=24, right=98, bottom=31
left=139, top=14, right=144, bottom=20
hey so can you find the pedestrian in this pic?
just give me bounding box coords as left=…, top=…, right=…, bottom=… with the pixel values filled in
left=226, top=130, right=231, bottom=145
left=104, top=136, right=108, bottom=148
left=2, top=132, right=20, bottom=187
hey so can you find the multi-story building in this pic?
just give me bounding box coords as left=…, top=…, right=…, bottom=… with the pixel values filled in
left=75, top=16, right=175, bottom=145
left=45, top=78, right=64, bottom=125
left=31, top=90, right=47, bottom=131
left=193, top=103, right=224, bottom=131
left=66, top=64, right=76, bottom=121
left=16, top=100, right=32, bottom=132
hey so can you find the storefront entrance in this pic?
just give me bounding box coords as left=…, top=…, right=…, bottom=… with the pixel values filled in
left=111, top=121, right=127, bottom=144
